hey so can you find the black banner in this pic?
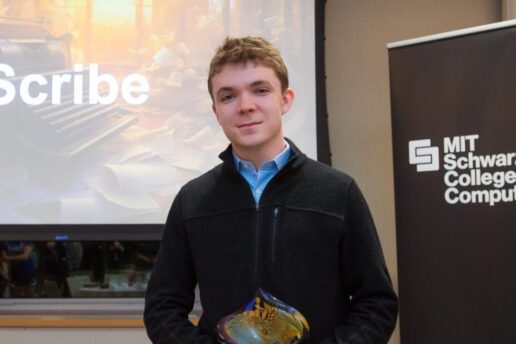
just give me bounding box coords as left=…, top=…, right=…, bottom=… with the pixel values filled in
left=389, top=23, right=516, bottom=343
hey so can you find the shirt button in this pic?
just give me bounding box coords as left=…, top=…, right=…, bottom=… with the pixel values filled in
left=256, top=189, right=262, bottom=194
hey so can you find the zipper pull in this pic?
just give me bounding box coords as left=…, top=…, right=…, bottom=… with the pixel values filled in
left=271, top=207, right=280, bottom=263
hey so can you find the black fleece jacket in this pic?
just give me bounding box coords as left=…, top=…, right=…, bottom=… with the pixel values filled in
left=144, top=139, right=398, bottom=343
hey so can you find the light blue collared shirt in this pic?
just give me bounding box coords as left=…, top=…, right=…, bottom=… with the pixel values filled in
left=233, top=141, right=291, bottom=204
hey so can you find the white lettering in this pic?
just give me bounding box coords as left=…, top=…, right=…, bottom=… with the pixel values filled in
left=20, top=74, right=47, bottom=105
left=52, top=74, right=72, bottom=105
left=0, top=64, right=16, bottom=105
left=479, top=154, right=497, bottom=168
left=0, top=63, right=149, bottom=106
left=445, top=187, right=459, bottom=204
left=74, top=64, right=84, bottom=104
left=459, top=190, right=472, bottom=204
left=444, top=137, right=461, bottom=153
left=443, top=135, right=479, bottom=153
left=89, top=64, right=118, bottom=105
left=464, top=134, right=479, bottom=151
left=121, top=74, right=149, bottom=105
left=444, top=171, right=458, bottom=187
left=443, top=154, right=457, bottom=170
left=470, top=189, right=490, bottom=204
left=457, top=156, right=468, bottom=169
left=444, top=186, right=516, bottom=206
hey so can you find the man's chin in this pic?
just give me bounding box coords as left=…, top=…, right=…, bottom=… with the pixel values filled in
left=231, top=137, right=267, bottom=151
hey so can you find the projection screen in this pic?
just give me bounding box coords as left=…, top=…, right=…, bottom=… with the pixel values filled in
left=0, top=0, right=325, bottom=237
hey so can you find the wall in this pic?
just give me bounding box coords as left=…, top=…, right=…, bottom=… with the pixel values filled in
left=325, top=1, right=501, bottom=343
left=0, top=1, right=505, bottom=343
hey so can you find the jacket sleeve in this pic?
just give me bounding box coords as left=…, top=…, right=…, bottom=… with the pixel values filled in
left=320, top=181, right=398, bottom=344
left=144, top=189, right=214, bottom=344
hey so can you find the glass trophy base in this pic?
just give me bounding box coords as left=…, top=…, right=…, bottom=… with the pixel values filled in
left=215, top=288, right=309, bottom=344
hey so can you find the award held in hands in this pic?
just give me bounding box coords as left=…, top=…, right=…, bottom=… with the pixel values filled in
left=215, top=288, right=309, bottom=344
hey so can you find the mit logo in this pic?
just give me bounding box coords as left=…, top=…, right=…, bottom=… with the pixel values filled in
left=409, top=139, right=439, bottom=172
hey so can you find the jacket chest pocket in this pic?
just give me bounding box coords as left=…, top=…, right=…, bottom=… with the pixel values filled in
left=265, top=207, right=344, bottom=264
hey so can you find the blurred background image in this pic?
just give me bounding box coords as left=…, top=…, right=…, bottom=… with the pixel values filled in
left=0, top=240, right=165, bottom=300
left=0, top=0, right=317, bottom=225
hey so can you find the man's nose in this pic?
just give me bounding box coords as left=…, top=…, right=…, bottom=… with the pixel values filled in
left=239, top=92, right=256, bottom=114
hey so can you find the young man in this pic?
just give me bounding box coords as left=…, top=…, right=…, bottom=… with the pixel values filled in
left=144, top=37, right=398, bottom=343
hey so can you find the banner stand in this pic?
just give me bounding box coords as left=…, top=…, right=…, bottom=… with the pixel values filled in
left=388, top=20, right=516, bottom=344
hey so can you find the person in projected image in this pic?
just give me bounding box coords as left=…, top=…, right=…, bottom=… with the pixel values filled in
left=0, top=241, right=36, bottom=297
left=144, top=37, right=398, bottom=343
left=126, top=242, right=159, bottom=287
left=34, top=241, right=70, bottom=297
left=0, top=245, right=9, bottom=297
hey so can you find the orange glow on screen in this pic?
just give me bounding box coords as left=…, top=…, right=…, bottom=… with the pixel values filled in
left=92, top=0, right=135, bottom=23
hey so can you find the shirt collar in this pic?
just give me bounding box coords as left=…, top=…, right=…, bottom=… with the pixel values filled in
left=233, top=140, right=291, bottom=172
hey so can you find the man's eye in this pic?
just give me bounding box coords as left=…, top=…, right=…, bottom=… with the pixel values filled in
left=220, top=94, right=234, bottom=102
left=255, top=88, right=270, bottom=95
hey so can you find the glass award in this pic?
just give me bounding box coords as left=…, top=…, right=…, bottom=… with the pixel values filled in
left=215, top=288, right=309, bottom=344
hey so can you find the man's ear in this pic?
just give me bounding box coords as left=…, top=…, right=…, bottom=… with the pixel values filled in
left=281, top=88, right=295, bottom=114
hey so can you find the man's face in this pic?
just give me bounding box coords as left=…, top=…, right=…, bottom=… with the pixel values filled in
left=211, top=62, right=294, bottom=157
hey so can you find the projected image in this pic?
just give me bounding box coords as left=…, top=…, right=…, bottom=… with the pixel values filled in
left=0, top=0, right=316, bottom=224
left=0, top=240, right=168, bottom=300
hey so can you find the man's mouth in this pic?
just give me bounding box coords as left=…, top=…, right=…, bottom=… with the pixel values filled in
left=238, top=121, right=262, bottom=128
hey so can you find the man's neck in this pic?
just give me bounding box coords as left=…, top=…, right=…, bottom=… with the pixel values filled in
left=232, top=138, right=287, bottom=171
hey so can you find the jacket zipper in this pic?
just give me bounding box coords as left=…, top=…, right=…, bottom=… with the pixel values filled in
left=271, top=207, right=280, bottom=263
left=254, top=203, right=260, bottom=277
